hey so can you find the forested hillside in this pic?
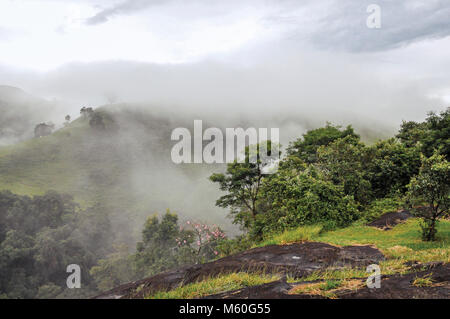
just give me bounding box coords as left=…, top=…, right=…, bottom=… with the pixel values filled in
left=0, top=106, right=448, bottom=299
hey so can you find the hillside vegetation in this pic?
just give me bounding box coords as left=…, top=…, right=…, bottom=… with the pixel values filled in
left=0, top=105, right=448, bottom=299
left=0, top=105, right=231, bottom=239
left=145, top=219, right=449, bottom=299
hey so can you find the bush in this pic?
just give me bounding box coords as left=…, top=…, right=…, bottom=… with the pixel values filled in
left=361, top=197, right=405, bottom=223
left=365, top=139, right=421, bottom=198
left=257, top=167, right=361, bottom=235
left=216, top=235, right=253, bottom=257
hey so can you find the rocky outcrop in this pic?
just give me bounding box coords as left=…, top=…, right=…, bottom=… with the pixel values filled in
left=203, top=262, right=449, bottom=299
left=368, top=210, right=413, bottom=230
left=94, top=242, right=384, bottom=299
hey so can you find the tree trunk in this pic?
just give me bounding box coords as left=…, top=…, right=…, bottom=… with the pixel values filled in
left=428, top=216, right=437, bottom=241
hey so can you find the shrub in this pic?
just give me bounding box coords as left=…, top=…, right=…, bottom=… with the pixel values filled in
left=257, top=167, right=360, bottom=235
left=362, top=197, right=405, bottom=223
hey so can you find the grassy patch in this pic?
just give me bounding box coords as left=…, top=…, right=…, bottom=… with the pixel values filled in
left=147, top=272, right=280, bottom=299
left=412, top=273, right=434, bottom=287
left=321, top=279, right=342, bottom=290
left=253, top=219, right=449, bottom=264
left=289, top=279, right=364, bottom=298
left=315, top=219, right=450, bottom=263
left=255, top=225, right=323, bottom=247
left=288, top=267, right=368, bottom=283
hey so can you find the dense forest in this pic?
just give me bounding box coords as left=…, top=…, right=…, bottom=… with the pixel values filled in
left=0, top=108, right=448, bottom=298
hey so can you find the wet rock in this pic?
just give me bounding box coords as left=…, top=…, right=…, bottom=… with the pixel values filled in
left=93, top=242, right=384, bottom=299
left=203, top=278, right=293, bottom=299
left=202, top=263, right=450, bottom=299
left=338, top=263, right=450, bottom=299
left=368, top=210, right=412, bottom=229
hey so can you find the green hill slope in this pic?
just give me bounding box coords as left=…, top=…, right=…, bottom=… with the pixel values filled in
left=1, top=110, right=125, bottom=205
left=0, top=105, right=230, bottom=241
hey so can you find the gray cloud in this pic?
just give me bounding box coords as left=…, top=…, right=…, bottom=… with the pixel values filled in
left=0, top=0, right=448, bottom=131
left=85, top=0, right=165, bottom=25
left=1, top=40, right=446, bottom=135
left=309, top=0, right=450, bottom=52
left=83, top=0, right=450, bottom=52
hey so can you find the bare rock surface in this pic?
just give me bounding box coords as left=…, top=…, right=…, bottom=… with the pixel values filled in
left=338, top=262, right=449, bottom=299
left=367, top=209, right=413, bottom=229
left=94, top=242, right=384, bottom=299
left=203, top=263, right=449, bottom=299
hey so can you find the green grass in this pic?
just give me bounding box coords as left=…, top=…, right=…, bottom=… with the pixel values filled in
left=289, top=268, right=363, bottom=283
left=0, top=113, right=146, bottom=213
left=147, top=272, right=280, bottom=299
left=321, top=279, right=342, bottom=290
left=288, top=278, right=364, bottom=298
left=255, top=225, right=323, bottom=247
left=316, top=219, right=450, bottom=262
left=412, top=273, right=434, bottom=287
left=260, top=219, right=449, bottom=263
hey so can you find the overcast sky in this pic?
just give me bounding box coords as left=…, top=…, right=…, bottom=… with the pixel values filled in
left=0, top=0, right=449, bottom=126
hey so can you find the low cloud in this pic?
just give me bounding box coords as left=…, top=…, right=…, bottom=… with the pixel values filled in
left=1, top=42, right=446, bottom=139
left=310, top=0, right=450, bottom=52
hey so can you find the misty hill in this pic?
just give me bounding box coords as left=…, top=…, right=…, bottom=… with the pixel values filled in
left=0, top=104, right=231, bottom=243
left=0, top=87, right=409, bottom=245
left=0, top=85, right=62, bottom=146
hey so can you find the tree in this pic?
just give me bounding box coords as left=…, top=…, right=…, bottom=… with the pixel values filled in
left=80, top=107, right=94, bottom=118
left=89, top=244, right=136, bottom=291
left=64, top=115, right=71, bottom=127
left=34, top=123, right=54, bottom=138
left=0, top=191, right=111, bottom=298
left=133, top=210, right=193, bottom=277
left=287, top=123, right=359, bottom=163
left=209, top=142, right=278, bottom=231
left=365, top=139, right=421, bottom=198
left=407, top=153, right=450, bottom=241
left=259, top=166, right=360, bottom=234
left=176, top=221, right=226, bottom=264
left=397, top=108, right=449, bottom=159
left=316, top=135, right=372, bottom=206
